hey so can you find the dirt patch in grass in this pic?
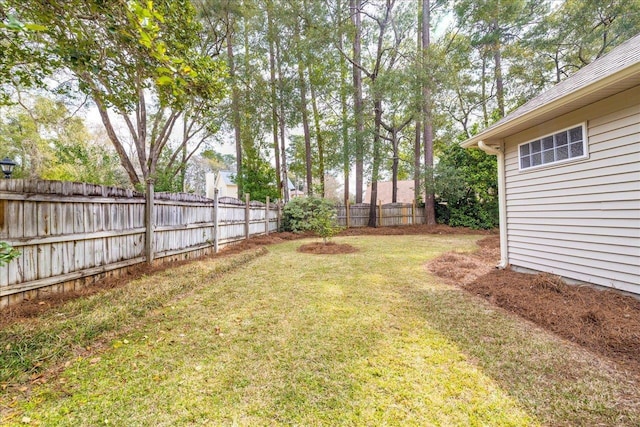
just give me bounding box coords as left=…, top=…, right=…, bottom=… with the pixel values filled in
left=428, top=235, right=640, bottom=377
left=297, top=242, right=359, bottom=254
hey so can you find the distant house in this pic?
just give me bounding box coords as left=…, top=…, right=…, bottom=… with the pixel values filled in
left=289, top=189, right=306, bottom=198
left=205, top=171, right=298, bottom=200
left=460, top=33, right=640, bottom=295
left=364, top=180, right=417, bottom=204
left=285, top=178, right=301, bottom=198
left=205, top=170, right=238, bottom=199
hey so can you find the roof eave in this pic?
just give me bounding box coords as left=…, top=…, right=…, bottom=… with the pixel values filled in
left=461, top=62, right=640, bottom=149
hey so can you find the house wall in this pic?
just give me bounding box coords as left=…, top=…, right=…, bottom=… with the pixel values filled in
left=503, top=85, right=640, bottom=294
left=219, top=183, right=238, bottom=199
left=205, top=173, right=216, bottom=199
left=215, top=173, right=238, bottom=199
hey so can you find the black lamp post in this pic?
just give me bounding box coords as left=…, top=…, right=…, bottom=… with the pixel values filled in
left=0, top=157, right=16, bottom=179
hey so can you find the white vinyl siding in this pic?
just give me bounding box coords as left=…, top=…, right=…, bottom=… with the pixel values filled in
left=504, top=99, right=640, bottom=295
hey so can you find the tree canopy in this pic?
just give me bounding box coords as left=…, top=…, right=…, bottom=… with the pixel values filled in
left=2, top=0, right=227, bottom=188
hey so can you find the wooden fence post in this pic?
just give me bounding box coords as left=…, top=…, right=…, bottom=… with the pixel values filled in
left=346, top=199, right=351, bottom=229
left=213, top=188, right=219, bottom=253
left=265, top=196, right=270, bottom=235
left=378, top=200, right=382, bottom=227
left=245, top=193, right=250, bottom=240
left=145, top=180, right=155, bottom=264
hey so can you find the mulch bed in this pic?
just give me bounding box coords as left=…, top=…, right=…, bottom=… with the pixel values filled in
left=297, top=242, right=358, bottom=254
left=216, top=232, right=306, bottom=256
left=428, top=235, right=640, bottom=377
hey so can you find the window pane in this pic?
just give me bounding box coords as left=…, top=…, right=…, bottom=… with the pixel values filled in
left=569, top=126, right=583, bottom=143
left=570, top=142, right=584, bottom=157
left=554, top=131, right=568, bottom=147
left=531, top=140, right=541, bottom=153
left=556, top=145, right=569, bottom=160
left=532, top=153, right=542, bottom=166
left=520, top=125, right=586, bottom=171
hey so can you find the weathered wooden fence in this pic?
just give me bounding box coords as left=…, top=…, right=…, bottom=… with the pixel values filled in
left=336, top=201, right=425, bottom=227
left=0, top=180, right=279, bottom=307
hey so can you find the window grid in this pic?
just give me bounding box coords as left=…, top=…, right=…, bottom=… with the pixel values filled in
left=519, top=125, right=585, bottom=170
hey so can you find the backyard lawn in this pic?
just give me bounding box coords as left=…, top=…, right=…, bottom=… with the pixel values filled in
left=1, top=235, right=638, bottom=426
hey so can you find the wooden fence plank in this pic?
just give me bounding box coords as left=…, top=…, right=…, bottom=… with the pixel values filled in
left=336, top=202, right=423, bottom=228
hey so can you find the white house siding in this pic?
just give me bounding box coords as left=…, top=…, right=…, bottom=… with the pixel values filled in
left=503, top=87, right=640, bottom=295
left=205, top=173, right=216, bottom=199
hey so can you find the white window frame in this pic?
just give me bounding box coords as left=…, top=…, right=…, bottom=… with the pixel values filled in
left=518, top=123, right=588, bottom=171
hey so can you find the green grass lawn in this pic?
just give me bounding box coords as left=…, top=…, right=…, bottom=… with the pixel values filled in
left=1, top=235, right=638, bottom=426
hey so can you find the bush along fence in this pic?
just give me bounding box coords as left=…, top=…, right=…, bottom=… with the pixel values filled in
left=0, top=180, right=280, bottom=307
left=335, top=201, right=426, bottom=228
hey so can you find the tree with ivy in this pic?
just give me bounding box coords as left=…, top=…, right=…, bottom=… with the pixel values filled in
left=427, top=138, right=498, bottom=229
left=236, top=152, right=280, bottom=203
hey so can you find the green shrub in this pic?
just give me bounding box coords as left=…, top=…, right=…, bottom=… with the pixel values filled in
left=426, top=143, right=498, bottom=230
left=282, top=196, right=341, bottom=242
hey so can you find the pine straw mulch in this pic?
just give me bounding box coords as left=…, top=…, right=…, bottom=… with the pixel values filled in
left=428, top=235, right=640, bottom=377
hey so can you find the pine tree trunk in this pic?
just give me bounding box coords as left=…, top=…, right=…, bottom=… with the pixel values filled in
left=275, top=36, right=290, bottom=202
left=493, top=33, right=505, bottom=118
left=368, top=98, right=383, bottom=227
left=351, top=0, right=364, bottom=203
left=180, top=114, right=188, bottom=192
left=481, top=52, right=489, bottom=127
left=339, top=0, right=350, bottom=204
left=226, top=17, right=242, bottom=195
left=422, top=0, right=436, bottom=225
left=414, top=1, right=422, bottom=203
left=391, top=128, right=399, bottom=203
left=296, top=22, right=313, bottom=196
left=267, top=2, right=282, bottom=199
left=310, top=80, right=325, bottom=197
